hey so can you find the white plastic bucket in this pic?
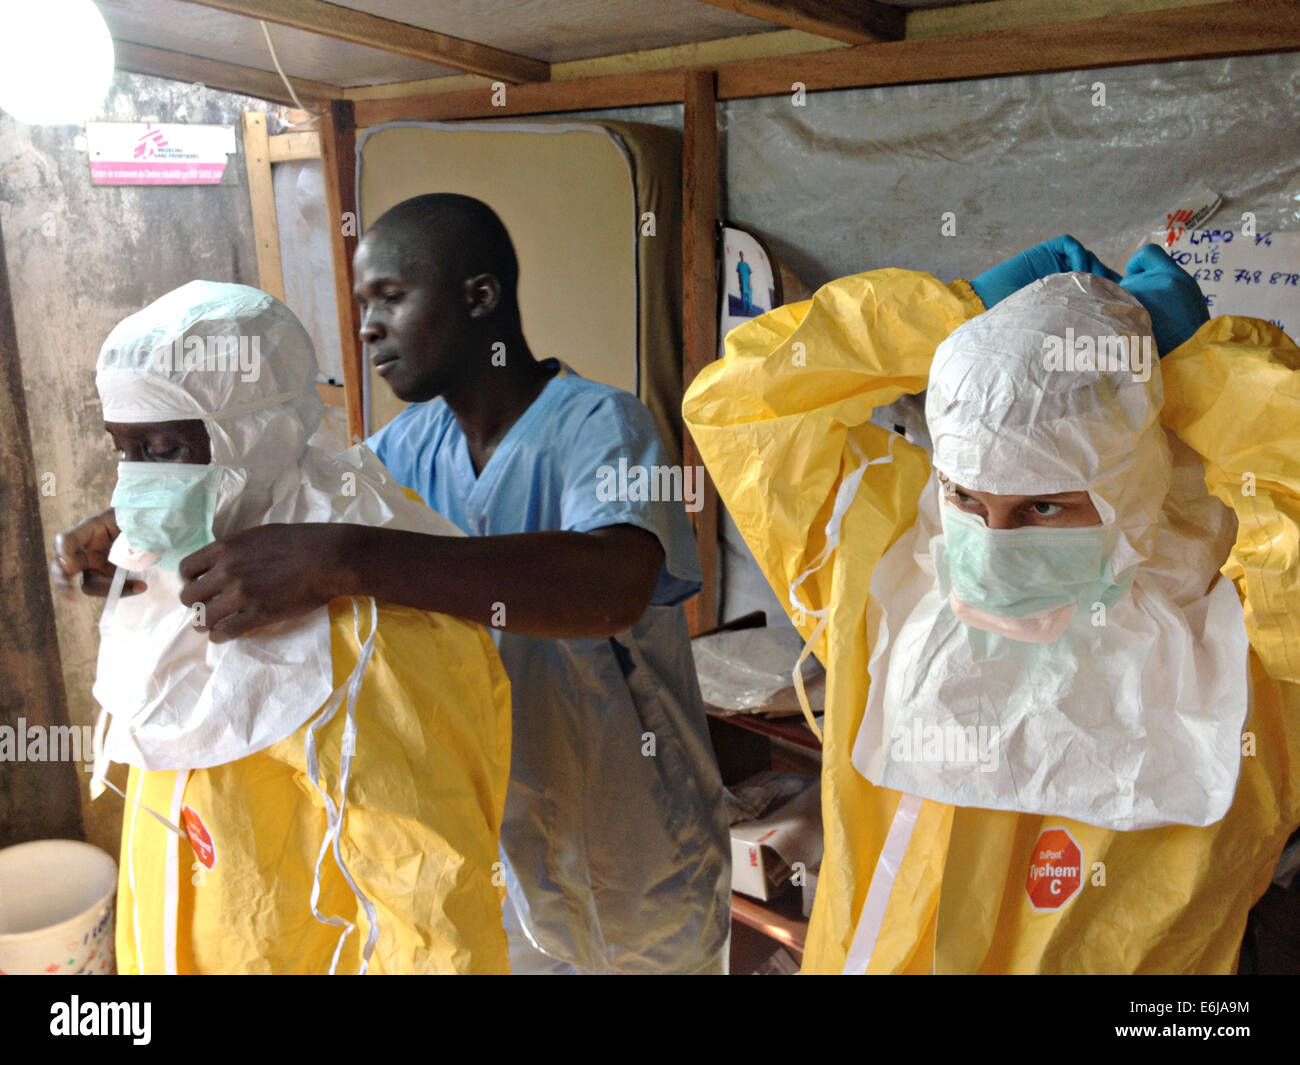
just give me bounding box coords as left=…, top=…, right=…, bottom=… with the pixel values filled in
left=0, top=839, right=117, bottom=974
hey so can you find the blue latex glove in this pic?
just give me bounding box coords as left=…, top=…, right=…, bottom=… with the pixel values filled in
left=1120, top=244, right=1210, bottom=357
left=970, top=235, right=1120, bottom=309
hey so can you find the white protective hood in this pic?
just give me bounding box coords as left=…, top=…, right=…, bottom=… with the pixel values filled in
left=93, top=281, right=462, bottom=772
left=850, top=273, right=1250, bottom=831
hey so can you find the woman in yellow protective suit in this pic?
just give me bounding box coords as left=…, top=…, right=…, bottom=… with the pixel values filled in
left=683, top=241, right=1300, bottom=974
left=88, top=282, right=512, bottom=974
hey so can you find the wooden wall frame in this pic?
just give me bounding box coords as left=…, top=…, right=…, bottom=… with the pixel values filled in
left=241, top=112, right=286, bottom=303
left=682, top=70, right=721, bottom=633
left=317, top=100, right=366, bottom=441
left=242, top=112, right=346, bottom=413
left=302, top=0, right=1297, bottom=634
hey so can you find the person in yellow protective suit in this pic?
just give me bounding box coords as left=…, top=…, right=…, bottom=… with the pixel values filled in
left=113, top=602, right=512, bottom=975
left=683, top=243, right=1300, bottom=974
left=81, top=282, right=512, bottom=974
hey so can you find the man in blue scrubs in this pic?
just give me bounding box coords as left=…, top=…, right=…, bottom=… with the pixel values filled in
left=140, top=194, right=729, bottom=973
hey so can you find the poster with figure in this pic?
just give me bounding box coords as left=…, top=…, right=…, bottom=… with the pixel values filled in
left=720, top=226, right=780, bottom=358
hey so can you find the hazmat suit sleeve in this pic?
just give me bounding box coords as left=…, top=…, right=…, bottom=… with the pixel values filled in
left=1161, top=316, right=1300, bottom=684
left=683, top=269, right=983, bottom=656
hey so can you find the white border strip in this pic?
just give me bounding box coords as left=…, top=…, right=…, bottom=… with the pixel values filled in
left=842, top=792, right=924, bottom=975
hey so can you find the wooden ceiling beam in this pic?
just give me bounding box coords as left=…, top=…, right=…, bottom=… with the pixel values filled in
left=333, top=2, right=1225, bottom=101
left=907, top=0, right=1223, bottom=40
left=114, top=40, right=341, bottom=105
left=696, top=0, right=904, bottom=44
left=342, top=27, right=844, bottom=102
left=180, top=0, right=550, bottom=83
left=351, top=0, right=1297, bottom=126
left=355, top=68, right=684, bottom=126
left=714, top=0, right=1300, bottom=98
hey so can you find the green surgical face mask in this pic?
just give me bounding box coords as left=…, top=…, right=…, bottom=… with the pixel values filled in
left=940, top=504, right=1130, bottom=641
left=110, top=461, right=220, bottom=571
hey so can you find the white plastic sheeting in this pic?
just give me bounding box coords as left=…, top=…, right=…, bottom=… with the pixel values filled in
left=272, top=159, right=345, bottom=385
left=721, top=53, right=1300, bottom=288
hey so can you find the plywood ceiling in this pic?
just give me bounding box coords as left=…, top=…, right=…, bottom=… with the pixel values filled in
left=99, top=0, right=460, bottom=86
left=98, top=0, right=982, bottom=90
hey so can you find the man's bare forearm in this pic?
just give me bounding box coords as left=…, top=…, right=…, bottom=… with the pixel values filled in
left=332, top=522, right=664, bottom=639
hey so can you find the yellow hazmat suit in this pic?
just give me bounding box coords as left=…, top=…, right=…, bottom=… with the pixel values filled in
left=114, top=601, right=512, bottom=975
left=683, top=268, right=1300, bottom=973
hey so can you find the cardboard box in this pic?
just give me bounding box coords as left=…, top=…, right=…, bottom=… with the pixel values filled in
left=730, top=778, right=823, bottom=901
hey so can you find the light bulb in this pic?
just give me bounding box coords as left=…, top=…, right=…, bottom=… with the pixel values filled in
left=0, top=0, right=115, bottom=126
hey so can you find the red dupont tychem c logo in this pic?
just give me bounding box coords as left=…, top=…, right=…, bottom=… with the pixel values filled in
left=1025, top=827, right=1082, bottom=912
left=181, top=805, right=217, bottom=871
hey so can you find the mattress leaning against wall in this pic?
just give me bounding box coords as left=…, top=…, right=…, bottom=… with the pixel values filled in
left=353, top=119, right=685, bottom=466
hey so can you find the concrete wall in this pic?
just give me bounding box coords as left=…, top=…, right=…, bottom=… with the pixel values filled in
left=0, top=71, right=288, bottom=856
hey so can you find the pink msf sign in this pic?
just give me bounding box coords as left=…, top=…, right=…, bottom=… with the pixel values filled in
left=87, top=122, right=235, bottom=185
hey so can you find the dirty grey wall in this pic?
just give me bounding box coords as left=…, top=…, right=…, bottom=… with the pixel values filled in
left=0, top=70, right=287, bottom=857
left=0, top=225, right=84, bottom=849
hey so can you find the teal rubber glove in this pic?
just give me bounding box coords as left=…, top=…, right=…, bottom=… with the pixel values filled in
left=1120, top=244, right=1210, bottom=357
left=970, top=235, right=1120, bottom=309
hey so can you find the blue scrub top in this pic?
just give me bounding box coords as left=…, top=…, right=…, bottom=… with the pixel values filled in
left=367, top=360, right=729, bottom=973
left=368, top=360, right=703, bottom=605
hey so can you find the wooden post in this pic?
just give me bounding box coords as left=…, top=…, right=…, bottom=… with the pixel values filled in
left=240, top=111, right=286, bottom=302
left=0, top=226, right=84, bottom=847
left=318, top=100, right=366, bottom=442
left=682, top=70, right=720, bottom=634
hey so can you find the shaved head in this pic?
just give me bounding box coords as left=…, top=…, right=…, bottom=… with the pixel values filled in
left=364, top=193, right=520, bottom=305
